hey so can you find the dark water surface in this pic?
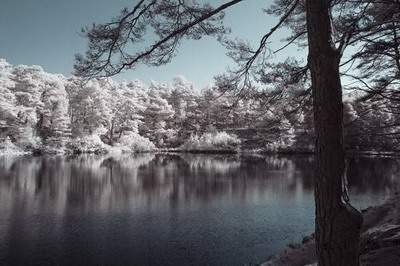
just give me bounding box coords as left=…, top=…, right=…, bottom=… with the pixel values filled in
left=0, top=154, right=398, bottom=266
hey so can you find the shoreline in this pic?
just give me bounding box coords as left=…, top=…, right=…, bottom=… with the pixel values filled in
left=261, top=192, right=400, bottom=266
left=2, top=148, right=400, bottom=158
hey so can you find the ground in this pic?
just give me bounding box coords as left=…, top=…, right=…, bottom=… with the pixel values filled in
left=262, top=192, right=400, bottom=266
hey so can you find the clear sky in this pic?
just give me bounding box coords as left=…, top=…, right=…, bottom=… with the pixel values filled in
left=0, top=0, right=301, bottom=88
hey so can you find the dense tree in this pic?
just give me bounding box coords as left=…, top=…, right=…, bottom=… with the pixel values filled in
left=1, top=59, right=313, bottom=152
left=1, top=58, right=398, bottom=154
left=66, top=78, right=112, bottom=136
left=0, top=59, right=17, bottom=137
left=140, top=83, right=175, bottom=146
left=105, top=80, right=147, bottom=145
left=11, top=64, right=46, bottom=147
left=38, top=78, right=71, bottom=147
left=168, top=76, right=198, bottom=142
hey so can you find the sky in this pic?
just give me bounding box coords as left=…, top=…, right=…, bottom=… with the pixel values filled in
left=0, top=0, right=302, bottom=89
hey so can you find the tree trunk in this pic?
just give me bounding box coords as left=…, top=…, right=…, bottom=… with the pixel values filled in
left=306, top=1, right=363, bottom=265
left=109, top=121, right=114, bottom=146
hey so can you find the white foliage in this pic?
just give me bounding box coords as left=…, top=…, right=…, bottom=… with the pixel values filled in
left=0, top=59, right=18, bottom=121
left=181, top=131, right=241, bottom=151
left=0, top=137, right=29, bottom=155
left=66, top=134, right=108, bottom=154
left=117, top=132, right=156, bottom=152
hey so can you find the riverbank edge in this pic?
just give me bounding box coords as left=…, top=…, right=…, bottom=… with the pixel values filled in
left=159, top=148, right=400, bottom=157
left=261, top=192, right=400, bottom=266
left=3, top=142, right=400, bottom=157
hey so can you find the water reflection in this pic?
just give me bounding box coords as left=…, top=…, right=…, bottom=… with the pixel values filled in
left=0, top=154, right=398, bottom=266
left=0, top=154, right=398, bottom=215
left=0, top=154, right=311, bottom=210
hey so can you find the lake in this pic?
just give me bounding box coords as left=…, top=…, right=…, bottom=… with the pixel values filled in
left=0, top=154, right=398, bottom=266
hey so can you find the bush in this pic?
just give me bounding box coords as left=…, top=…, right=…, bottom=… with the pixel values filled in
left=117, top=132, right=156, bottom=152
left=181, top=131, right=241, bottom=151
left=15, top=127, right=42, bottom=151
left=39, top=137, right=68, bottom=154
left=66, top=134, right=108, bottom=154
left=0, top=137, right=28, bottom=155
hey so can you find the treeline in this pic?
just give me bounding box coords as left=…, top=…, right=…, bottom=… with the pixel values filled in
left=0, top=58, right=399, bottom=154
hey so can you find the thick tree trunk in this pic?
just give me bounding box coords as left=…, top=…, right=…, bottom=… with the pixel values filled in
left=306, top=1, right=363, bottom=265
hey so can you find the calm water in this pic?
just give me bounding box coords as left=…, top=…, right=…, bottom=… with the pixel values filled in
left=0, top=154, right=398, bottom=266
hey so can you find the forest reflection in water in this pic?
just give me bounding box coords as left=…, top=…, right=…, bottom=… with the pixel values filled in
left=0, top=154, right=398, bottom=266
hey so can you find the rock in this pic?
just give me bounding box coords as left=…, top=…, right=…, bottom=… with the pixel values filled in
left=261, top=235, right=316, bottom=266
left=261, top=193, right=400, bottom=266
left=360, top=224, right=400, bottom=265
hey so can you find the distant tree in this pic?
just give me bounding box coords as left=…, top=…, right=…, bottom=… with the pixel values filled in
left=105, top=80, right=147, bottom=145
left=0, top=59, right=17, bottom=138
left=66, top=78, right=111, bottom=136
left=345, top=98, right=400, bottom=152
left=141, top=84, right=175, bottom=147
left=10, top=64, right=49, bottom=147
left=38, top=78, right=71, bottom=145
left=169, top=76, right=197, bottom=142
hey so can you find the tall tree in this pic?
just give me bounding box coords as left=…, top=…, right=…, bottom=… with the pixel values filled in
left=74, top=1, right=398, bottom=264
left=306, top=1, right=362, bottom=264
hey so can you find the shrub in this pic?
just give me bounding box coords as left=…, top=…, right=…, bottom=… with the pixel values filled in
left=117, top=132, right=156, bottom=152
left=66, top=134, right=108, bottom=154
left=15, top=127, right=42, bottom=151
left=0, top=137, right=28, bottom=155
left=181, top=131, right=241, bottom=151
left=39, top=137, right=68, bottom=154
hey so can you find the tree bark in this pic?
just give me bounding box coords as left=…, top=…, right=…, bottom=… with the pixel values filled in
left=306, top=1, right=363, bottom=265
